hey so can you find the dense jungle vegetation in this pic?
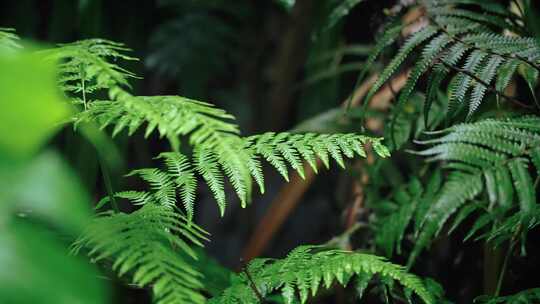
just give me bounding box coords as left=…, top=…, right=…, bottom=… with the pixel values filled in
left=1, top=0, right=540, bottom=303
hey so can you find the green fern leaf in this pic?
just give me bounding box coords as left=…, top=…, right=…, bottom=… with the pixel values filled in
left=410, top=116, right=540, bottom=265
left=468, top=55, right=503, bottom=116
left=42, top=39, right=138, bottom=106
left=509, top=158, right=535, bottom=214
left=194, top=147, right=226, bottom=216
left=495, top=59, right=520, bottom=93
left=127, top=168, right=176, bottom=208
left=409, top=171, right=483, bottom=266
left=73, top=204, right=209, bottom=304
left=447, top=50, right=487, bottom=115
left=158, top=152, right=197, bottom=220
left=210, top=245, right=434, bottom=304
left=365, top=26, right=438, bottom=105
left=391, top=33, right=452, bottom=144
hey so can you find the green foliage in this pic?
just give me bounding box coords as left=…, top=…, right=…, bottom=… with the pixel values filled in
left=210, top=245, right=433, bottom=304
left=41, top=39, right=138, bottom=107
left=97, top=132, right=388, bottom=220
left=475, top=288, right=540, bottom=304
left=0, top=51, right=70, bottom=161
left=373, top=172, right=441, bottom=258
left=68, top=47, right=389, bottom=217
left=0, top=48, right=105, bottom=304
left=73, top=204, right=209, bottom=304
left=363, top=0, right=540, bottom=131
left=409, top=116, right=540, bottom=264
left=38, top=22, right=393, bottom=304
left=74, top=95, right=240, bottom=148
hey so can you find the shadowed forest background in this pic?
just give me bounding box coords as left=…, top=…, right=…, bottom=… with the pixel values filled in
left=2, top=0, right=540, bottom=303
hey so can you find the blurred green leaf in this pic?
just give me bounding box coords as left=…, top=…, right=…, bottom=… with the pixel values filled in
left=0, top=52, right=70, bottom=162
left=0, top=220, right=106, bottom=304
left=0, top=47, right=105, bottom=304
left=3, top=151, right=93, bottom=232
left=275, top=0, right=295, bottom=11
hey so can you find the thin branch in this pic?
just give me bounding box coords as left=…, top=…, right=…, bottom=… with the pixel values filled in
left=495, top=241, right=515, bottom=297
left=99, top=159, right=119, bottom=213
left=240, top=259, right=264, bottom=302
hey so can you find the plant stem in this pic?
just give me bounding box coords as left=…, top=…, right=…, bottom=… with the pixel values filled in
left=495, top=241, right=515, bottom=297
left=240, top=259, right=263, bottom=302
left=99, top=159, right=119, bottom=213
left=438, top=60, right=531, bottom=109
left=80, top=64, right=87, bottom=110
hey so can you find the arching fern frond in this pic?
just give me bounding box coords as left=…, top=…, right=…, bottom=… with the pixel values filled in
left=73, top=76, right=389, bottom=217
left=98, top=133, right=388, bottom=219
left=246, top=132, right=389, bottom=179
left=74, top=95, right=240, bottom=143
left=73, top=203, right=210, bottom=304
left=209, top=245, right=434, bottom=304
left=408, top=116, right=540, bottom=265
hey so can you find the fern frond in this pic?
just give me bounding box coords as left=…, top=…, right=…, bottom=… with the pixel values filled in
left=447, top=50, right=487, bottom=114
left=158, top=152, right=197, bottom=219
left=194, top=147, right=226, bottom=216
left=247, top=132, right=388, bottom=176
left=373, top=174, right=443, bottom=258
left=469, top=55, right=502, bottom=115
left=409, top=116, right=540, bottom=265
left=391, top=32, right=451, bottom=143
left=210, top=245, right=434, bottom=304
left=41, top=39, right=137, bottom=106
left=73, top=203, right=209, bottom=304
left=365, top=26, right=438, bottom=104
left=368, top=0, right=540, bottom=122
left=409, top=171, right=483, bottom=265
left=127, top=168, right=176, bottom=208
left=75, top=95, right=239, bottom=140
left=94, top=134, right=386, bottom=218
left=63, top=37, right=389, bottom=217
